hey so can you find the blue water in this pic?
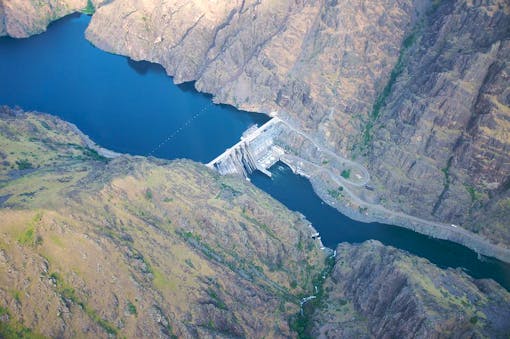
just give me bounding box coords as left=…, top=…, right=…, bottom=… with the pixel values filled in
left=251, top=163, right=510, bottom=290
left=0, top=14, right=268, bottom=162
left=1, top=14, right=509, bottom=290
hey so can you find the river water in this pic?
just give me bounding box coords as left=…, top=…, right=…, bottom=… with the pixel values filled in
left=0, top=14, right=268, bottom=163
left=1, top=14, right=508, bottom=290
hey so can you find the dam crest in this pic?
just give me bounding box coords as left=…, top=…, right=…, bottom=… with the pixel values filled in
left=207, top=116, right=285, bottom=177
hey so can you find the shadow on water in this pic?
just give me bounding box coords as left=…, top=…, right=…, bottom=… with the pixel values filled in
left=250, top=162, right=510, bottom=291
left=176, top=81, right=198, bottom=93
left=0, top=13, right=267, bottom=163
left=126, top=58, right=167, bottom=76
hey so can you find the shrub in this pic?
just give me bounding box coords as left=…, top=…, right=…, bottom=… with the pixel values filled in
left=341, top=169, right=351, bottom=179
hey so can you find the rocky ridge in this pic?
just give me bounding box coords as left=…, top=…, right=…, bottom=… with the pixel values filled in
left=310, top=241, right=510, bottom=338
left=369, top=0, right=510, bottom=248
left=0, top=107, right=326, bottom=337
left=0, top=108, right=509, bottom=337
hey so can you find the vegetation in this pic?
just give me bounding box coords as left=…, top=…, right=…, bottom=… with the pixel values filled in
left=82, top=147, right=107, bottom=162
left=184, top=258, right=195, bottom=269
left=340, top=169, right=351, bottom=179
left=207, top=289, right=228, bottom=310
left=327, top=186, right=343, bottom=199
left=80, top=0, right=95, bottom=15
left=290, top=254, right=336, bottom=338
left=127, top=301, right=137, bottom=315
left=464, top=184, right=483, bottom=203
left=145, top=188, right=153, bottom=200
left=50, top=272, right=118, bottom=335
left=15, top=159, right=33, bottom=170
left=359, top=23, right=422, bottom=153
left=0, top=305, right=44, bottom=339
left=18, top=212, right=43, bottom=246
left=441, top=157, right=453, bottom=192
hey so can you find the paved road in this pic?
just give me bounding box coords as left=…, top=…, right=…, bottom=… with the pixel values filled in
left=275, top=114, right=371, bottom=187
left=290, top=154, right=503, bottom=256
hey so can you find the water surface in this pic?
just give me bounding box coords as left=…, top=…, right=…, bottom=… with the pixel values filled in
left=0, top=14, right=268, bottom=162
left=251, top=163, right=510, bottom=290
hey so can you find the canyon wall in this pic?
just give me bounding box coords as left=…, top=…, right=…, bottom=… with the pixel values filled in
left=82, top=0, right=510, bottom=249
left=311, top=241, right=510, bottom=337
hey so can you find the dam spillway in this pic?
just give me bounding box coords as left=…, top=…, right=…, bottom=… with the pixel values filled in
left=207, top=117, right=285, bottom=177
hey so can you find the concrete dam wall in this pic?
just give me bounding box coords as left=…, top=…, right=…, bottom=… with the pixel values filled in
left=207, top=117, right=284, bottom=177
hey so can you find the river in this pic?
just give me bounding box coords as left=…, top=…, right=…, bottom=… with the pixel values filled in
left=1, top=13, right=509, bottom=290
left=0, top=13, right=268, bottom=163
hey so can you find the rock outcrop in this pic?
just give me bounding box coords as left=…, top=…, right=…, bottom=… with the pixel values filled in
left=311, top=241, right=510, bottom=338
left=368, top=0, right=510, bottom=249
left=0, top=0, right=88, bottom=38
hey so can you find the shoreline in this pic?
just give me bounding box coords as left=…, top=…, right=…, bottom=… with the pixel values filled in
left=66, top=109, right=510, bottom=264
left=279, top=155, right=510, bottom=264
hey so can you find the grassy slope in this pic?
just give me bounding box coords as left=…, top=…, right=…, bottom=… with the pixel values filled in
left=0, top=108, right=326, bottom=338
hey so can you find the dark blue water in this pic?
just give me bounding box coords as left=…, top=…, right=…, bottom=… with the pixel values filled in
left=0, top=14, right=268, bottom=162
left=1, top=14, right=509, bottom=291
left=251, top=163, right=510, bottom=290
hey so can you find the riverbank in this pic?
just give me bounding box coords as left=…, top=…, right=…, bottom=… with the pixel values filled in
left=280, top=153, right=510, bottom=264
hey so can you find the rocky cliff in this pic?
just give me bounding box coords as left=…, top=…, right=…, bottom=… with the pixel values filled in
left=310, top=241, right=510, bottom=338
left=80, top=0, right=510, bottom=251
left=84, top=0, right=429, bottom=152
left=0, top=107, right=326, bottom=337
left=369, top=0, right=510, bottom=249
left=0, top=0, right=90, bottom=38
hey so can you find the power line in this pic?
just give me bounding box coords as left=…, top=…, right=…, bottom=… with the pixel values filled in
left=147, top=102, right=213, bottom=156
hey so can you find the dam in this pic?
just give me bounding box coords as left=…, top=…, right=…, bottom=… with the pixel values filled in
left=207, top=117, right=285, bottom=177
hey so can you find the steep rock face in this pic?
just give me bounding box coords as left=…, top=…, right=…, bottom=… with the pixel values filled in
left=85, top=0, right=429, bottom=153
left=368, top=0, right=510, bottom=247
left=311, top=241, right=510, bottom=338
left=0, top=0, right=88, bottom=38
left=84, top=0, right=510, bottom=248
left=0, top=107, right=325, bottom=337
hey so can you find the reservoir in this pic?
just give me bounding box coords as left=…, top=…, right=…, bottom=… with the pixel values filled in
left=1, top=14, right=509, bottom=290
left=0, top=14, right=268, bottom=163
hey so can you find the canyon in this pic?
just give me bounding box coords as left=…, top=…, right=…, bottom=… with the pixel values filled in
left=0, top=0, right=509, bottom=337
left=0, top=107, right=509, bottom=337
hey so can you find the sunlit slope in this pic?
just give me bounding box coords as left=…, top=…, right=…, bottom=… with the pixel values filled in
left=0, top=107, right=325, bottom=338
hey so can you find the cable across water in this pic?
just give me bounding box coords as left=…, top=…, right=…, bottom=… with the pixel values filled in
left=147, top=102, right=213, bottom=156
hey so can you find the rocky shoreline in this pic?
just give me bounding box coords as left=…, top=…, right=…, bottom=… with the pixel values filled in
left=82, top=0, right=510, bottom=255
left=279, top=154, right=510, bottom=264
